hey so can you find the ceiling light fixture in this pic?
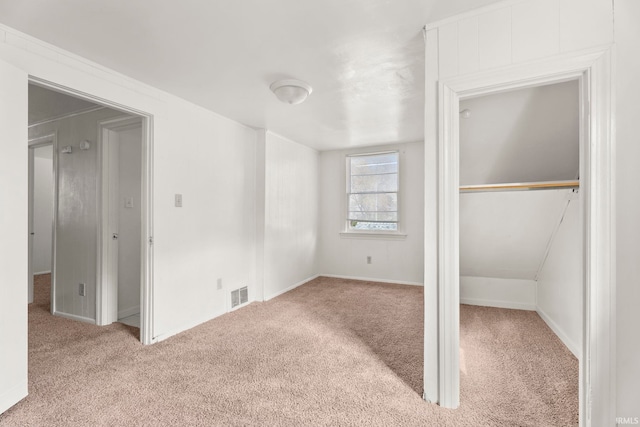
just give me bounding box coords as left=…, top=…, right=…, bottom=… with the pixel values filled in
left=270, top=79, right=313, bottom=105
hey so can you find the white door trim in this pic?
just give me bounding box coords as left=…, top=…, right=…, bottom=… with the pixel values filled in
left=432, top=47, right=615, bottom=427
left=28, top=133, right=57, bottom=310
left=29, top=77, right=155, bottom=345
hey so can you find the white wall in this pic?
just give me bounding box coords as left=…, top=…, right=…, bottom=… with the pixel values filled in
left=29, top=107, right=124, bottom=322
left=536, top=197, right=581, bottom=357
left=319, top=142, right=424, bottom=285
left=460, top=190, right=569, bottom=280
left=116, top=125, right=142, bottom=319
left=262, top=131, right=318, bottom=300
left=0, top=58, right=28, bottom=413
left=460, top=276, right=536, bottom=310
left=614, top=0, right=640, bottom=418
left=0, top=25, right=258, bottom=346
left=32, top=146, right=53, bottom=274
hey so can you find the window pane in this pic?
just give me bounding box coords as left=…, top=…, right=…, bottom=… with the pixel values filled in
left=350, top=173, right=397, bottom=193
left=350, top=153, right=398, bottom=176
left=348, top=193, right=397, bottom=222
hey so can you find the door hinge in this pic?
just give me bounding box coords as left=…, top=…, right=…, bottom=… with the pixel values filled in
left=149, top=236, right=154, bottom=245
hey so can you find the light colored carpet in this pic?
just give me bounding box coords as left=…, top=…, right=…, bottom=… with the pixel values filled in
left=0, top=275, right=577, bottom=426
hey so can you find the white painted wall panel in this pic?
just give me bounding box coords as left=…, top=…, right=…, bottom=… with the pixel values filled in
left=0, top=57, right=28, bottom=414
left=33, top=149, right=53, bottom=274
left=477, top=8, right=512, bottom=70
left=614, top=0, right=640, bottom=417
left=457, top=17, right=479, bottom=75
left=511, top=0, right=560, bottom=63
left=460, top=190, right=569, bottom=280
left=320, top=142, right=424, bottom=285
left=153, top=108, right=257, bottom=335
left=559, top=0, right=614, bottom=53
left=438, top=22, right=459, bottom=78
left=536, top=198, right=581, bottom=357
left=460, top=276, right=536, bottom=310
left=263, top=132, right=318, bottom=299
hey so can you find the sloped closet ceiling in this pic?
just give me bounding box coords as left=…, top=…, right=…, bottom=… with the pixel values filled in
left=459, top=80, right=579, bottom=185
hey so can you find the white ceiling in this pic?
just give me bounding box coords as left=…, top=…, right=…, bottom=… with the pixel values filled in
left=29, top=84, right=98, bottom=125
left=460, top=80, right=579, bottom=185
left=0, top=0, right=502, bottom=151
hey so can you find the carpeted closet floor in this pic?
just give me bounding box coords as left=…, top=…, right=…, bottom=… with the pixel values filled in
left=0, top=275, right=578, bottom=426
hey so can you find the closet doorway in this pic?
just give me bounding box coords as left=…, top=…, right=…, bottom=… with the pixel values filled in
left=458, top=81, right=581, bottom=425
left=430, top=49, right=614, bottom=425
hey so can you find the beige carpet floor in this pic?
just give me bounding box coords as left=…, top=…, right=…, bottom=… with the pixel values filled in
left=0, top=275, right=578, bottom=426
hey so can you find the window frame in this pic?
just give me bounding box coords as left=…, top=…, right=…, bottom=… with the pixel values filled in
left=342, top=150, right=406, bottom=238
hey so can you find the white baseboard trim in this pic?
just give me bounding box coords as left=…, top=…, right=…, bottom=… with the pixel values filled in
left=264, top=274, right=320, bottom=301
left=118, top=306, right=140, bottom=319
left=320, top=274, right=423, bottom=287
left=34, top=270, right=52, bottom=275
left=52, top=311, right=96, bottom=324
left=536, top=307, right=580, bottom=358
left=0, top=379, right=27, bottom=414
left=153, top=309, right=226, bottom=344
left=460, top=297, right=536, bottom=311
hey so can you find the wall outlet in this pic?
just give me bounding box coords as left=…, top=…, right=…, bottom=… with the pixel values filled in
left=367, top=256, right=372, bottom=264
left=175, top=194, right=183, bottom=207
left=217, top=278, right=222, bottom=290
left=78, top=283, right=86, bottom=297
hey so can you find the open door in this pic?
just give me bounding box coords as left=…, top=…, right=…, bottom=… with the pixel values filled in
left=0, top=59, right=29, bottom=413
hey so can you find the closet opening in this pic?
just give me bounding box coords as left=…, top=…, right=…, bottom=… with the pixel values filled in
left=457, top=80, right=581, bottom=424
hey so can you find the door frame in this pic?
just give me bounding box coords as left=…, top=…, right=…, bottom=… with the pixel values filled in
left=97, top=116, right=144, bottom=327
left=27, top=133, right=57, bottom=308
left=432, top=47, right=614, bottom=426
left=29, top=77, right=155, bottom=345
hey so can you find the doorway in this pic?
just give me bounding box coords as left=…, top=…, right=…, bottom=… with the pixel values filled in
left=99, top=117, right=144, bottom=329
left=429, top=49, right=615, bottom=425
left=27, top=80, right=153, bottom=344
left=28, top=136, right=55, bottom=306
left=457, top=80, right=582, bottom=424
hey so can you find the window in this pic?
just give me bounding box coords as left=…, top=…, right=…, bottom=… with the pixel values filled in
left=346, top=151, right=399, bottom=232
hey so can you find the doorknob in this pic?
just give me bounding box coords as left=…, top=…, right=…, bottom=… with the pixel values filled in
left=30, top=232, right=35, bottom=235
left=112, top=233, right=119, bottom=240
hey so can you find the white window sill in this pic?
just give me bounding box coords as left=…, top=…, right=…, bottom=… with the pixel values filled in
left=339, top=231, right=407, bottom=240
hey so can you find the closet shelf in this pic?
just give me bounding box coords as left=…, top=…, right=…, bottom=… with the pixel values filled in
left=460, top=180, right=579, bottom=193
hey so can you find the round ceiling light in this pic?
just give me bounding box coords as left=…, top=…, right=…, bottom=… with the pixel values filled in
left=269, top=79, right=313, bottom=105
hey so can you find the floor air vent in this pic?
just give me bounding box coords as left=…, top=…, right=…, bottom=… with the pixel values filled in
left=231, top=286, right=248, bottom=308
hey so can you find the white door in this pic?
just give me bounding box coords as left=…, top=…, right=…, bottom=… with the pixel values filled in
left=0, top=59, right=29, bottom=413
left=28, top=147, right=35, bottom=304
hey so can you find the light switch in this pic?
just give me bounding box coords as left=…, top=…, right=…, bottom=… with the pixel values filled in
left=125, top=197, right=134, bottom=208
left=175, top=194, right=183, bottom=207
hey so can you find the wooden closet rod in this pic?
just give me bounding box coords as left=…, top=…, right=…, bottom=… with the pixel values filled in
left=460, top=180, right=579, bottom=193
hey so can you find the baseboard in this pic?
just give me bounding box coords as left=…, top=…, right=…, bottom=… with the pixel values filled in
left=536, top=307, right=580, bottom=358
left=320, top=274, right=423, bottom=287
left=52, top=311, right=96, bottom=324
left=0, top=379, right=27, bottom=414
left=118, top=306, right=139, bottom=319
left=460, top=297, right=536, bottom=311
left=264, top=274, right=320, bottom=301
left=34, top=270, right=51, bottom=275
left=153, top=309, right=226, bottom=344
